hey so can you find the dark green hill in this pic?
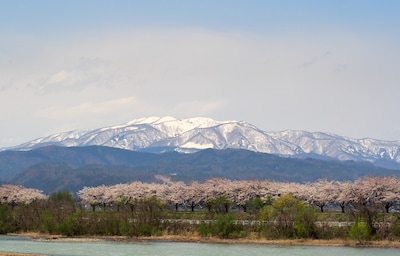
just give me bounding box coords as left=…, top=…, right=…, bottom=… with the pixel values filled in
left=1, top=146, right=399, bottom=194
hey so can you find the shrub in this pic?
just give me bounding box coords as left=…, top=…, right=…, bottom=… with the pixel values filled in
left=392, top=218, right=400, bottom=238
left=130, top=197, right=165, bottom=237
left=197, top=213, right=244, bottom=239
left=213, top=195, right=232, bottom=213
left=40, top=210, right=56, bottom=234
left=197, top=223, right=212, bottom=237
left=57, top=211, right=82, bottom=236
left=212, top=213, right=237, bottom=238
left=0, top=204, right=16, bottom=234
left=349, top=218, right=371, bottom=244
left=294, top=205, right=317, bottom=238
left=245, top=197, right=264, bottom=214
left=266, top=194, right=303, bottom=238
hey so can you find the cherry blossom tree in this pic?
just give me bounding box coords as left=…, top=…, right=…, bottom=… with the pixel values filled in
left=258, top=179, right=277, bottom=204
left=78, top=185, right=109, bottom=211
left=305, top=179, right=338, bottom=212
left=271, top=181, right=307, bottom=201
left=370, top=176, right=400, bottom=213
left=341, top=176, right=394, bottom=235
left=107, top=183, right=132, bottom=211
left=334, top=180, right=354, bottom=213
left=0, top=184, right=47, bottom=209
left=155, top=177, right=187, bottom=211
left=184, top=181, right=206, bottom=212
left=201, top=178, right=230, bottom=211
left=348, top=177, right=389, bottom=209
left=229, top=180, right=263, bottom=212
left=124, top=181, right=151, bottom=212
left=76, top=176, right=400, bottom=217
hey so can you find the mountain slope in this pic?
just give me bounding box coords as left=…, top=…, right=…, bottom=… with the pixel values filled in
left=3, top=116, right=400, bottom=168
left=5, top=146, right=399, bottom=194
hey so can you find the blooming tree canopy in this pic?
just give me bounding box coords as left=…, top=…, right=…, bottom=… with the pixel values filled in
left=0, top=184, right=47, bottom=206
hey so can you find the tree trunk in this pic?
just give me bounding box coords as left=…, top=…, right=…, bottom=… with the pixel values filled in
left=340, top=203, right=345, bottom=213
left=224, top=203, right=229, bottom=213
left=385, top=203, right=391, bottom=213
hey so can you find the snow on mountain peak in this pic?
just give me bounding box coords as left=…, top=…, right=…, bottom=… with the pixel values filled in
left=3, top=116, right=400, bottom=168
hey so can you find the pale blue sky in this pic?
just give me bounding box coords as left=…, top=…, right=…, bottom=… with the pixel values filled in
left=1, top=1, right=400, bottom=147
left=2, top=1, right=399, bottom=33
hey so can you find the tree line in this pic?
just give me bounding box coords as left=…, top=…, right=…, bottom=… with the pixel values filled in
left=1, top=176, right=400, bottom=241
left=76, top=176, right=400, bottom=214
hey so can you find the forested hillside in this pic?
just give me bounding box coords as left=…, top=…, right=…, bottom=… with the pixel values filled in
left=1, top=146, right=399, bottom=194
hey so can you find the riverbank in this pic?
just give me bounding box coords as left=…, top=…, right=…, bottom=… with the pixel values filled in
left=0, top=254, right=37, bottom=256
left=134, top=235, right=400, bottom=248
left=0, top=254, right=36, bottom=256
left=1, top=236, right=400, bottom=256
left=5, top=232, right=400, bottom=249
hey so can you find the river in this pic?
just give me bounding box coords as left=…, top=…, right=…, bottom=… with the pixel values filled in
left=0, top=235, right=399, bottom=256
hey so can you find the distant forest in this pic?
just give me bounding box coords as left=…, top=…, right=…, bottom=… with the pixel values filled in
left=1, top=146, right=399, bottom=194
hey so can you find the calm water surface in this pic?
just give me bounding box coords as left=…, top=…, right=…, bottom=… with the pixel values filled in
left=0, top=235, right=399, bottom=256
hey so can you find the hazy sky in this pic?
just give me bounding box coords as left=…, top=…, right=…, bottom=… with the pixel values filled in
left=1, top=0, right=400, bottom=147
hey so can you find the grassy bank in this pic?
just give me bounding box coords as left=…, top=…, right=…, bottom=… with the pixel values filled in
left=2, top=194, right=400, bottom=245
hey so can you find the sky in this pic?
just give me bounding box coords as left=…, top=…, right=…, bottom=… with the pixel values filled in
left=1, top=0, right=400, bottom=148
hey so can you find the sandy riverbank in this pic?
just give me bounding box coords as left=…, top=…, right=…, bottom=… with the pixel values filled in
left=6, top=232, right=400, bottom=247
left=0, top=254, right=36, bottom=256
left=139, top=235, right=400, bottom=248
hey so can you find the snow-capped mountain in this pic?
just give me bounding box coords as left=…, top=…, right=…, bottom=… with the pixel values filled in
left=4, top=116, right=400, bottom=168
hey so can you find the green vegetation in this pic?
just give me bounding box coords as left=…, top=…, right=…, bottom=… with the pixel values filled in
left=1, top=191, right=400, bottom=243
left=348, top=218, right=371, bottom=244
left=197, top=213, right=248, bottom=239
left=259, top=194, right=318, bottom=239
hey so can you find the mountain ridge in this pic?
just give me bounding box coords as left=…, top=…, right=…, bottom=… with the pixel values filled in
left=3, top=116, right=400, bottom=169
left=3, top=146, right=399, bottom=194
